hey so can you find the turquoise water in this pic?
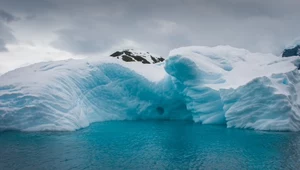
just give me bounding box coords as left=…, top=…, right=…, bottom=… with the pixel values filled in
left=0, top=121, right=300, bottom=170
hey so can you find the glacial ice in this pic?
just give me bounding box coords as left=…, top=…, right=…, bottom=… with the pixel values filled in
left=0, top=46, right=300, bottom=131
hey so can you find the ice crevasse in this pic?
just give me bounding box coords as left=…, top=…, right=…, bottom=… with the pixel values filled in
left=0, top=46, right=300, bottom=131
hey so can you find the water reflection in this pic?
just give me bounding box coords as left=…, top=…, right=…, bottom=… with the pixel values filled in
left=0, top=121, right=299, bottom=170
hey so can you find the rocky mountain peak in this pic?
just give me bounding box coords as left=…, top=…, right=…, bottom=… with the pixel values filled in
left=110, top=49, right=165, bottom=64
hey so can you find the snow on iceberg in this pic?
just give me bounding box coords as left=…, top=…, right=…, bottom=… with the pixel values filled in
left=0, top=56, right=190, bottom=131
left=0, top=47, right=300, bottom=131
left=166, top=46, right=300, bottom=131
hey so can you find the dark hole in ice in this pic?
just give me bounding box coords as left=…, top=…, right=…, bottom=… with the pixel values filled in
left=156, top=106, right=164, bottom=115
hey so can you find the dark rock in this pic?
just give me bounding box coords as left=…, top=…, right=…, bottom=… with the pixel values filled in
left=110, top=51, right=123, bottom=57
left=122, top=55, right=135, bottom=62
left=131, top=55, right=151, bottom=64
left=110, top=49, right=165, bottom=64
left=151, top=56, right=159, bottom=63
left=158, top=57, right=165, bottom=62
left=124, top=50, right=133, bottom=56
left=282, top=45, right=300, bottom=57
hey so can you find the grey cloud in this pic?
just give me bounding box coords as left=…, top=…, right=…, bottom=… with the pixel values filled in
left=0, top=0, right=56, bottom=14
left=0, top=39, right=8, bottom=52
left=0, top=9, right=19, bottom=23
left=0, top=23, right=15, bottom=41
left=51, top=17, right=192, bottom=55
left=0, top=22, right=16, bottom=52
left=51, top=28, right=117, bottom=54
left=0, top=9, right=18, bottom=52
left=201, top=0, right=284, bottom=18
left=1, top=0, right=300, bottom=56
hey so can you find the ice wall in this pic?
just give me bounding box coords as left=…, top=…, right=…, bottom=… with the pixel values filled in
left=1, top=46, right=300, bottom=131
left=166, top=46, right=300, bottom=131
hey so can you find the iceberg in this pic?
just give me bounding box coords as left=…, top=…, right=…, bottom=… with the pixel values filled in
left=0, top=46, right=300, bottom=131
left=167, top=46, right=300, bottom=131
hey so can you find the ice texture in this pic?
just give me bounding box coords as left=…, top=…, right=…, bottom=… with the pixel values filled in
left=0, top=47, right=300, bottom=131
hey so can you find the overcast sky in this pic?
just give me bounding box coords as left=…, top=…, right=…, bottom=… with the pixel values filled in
left=0, top=0, right=300, bottom=73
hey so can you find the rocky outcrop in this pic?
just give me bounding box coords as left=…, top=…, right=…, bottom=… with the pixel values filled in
left=282, top=45, right=300, bottom=57
left=110, top=49, right=165, bottom=64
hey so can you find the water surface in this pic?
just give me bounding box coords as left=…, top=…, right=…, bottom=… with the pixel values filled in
left=0, top=121, right=300, bottom=170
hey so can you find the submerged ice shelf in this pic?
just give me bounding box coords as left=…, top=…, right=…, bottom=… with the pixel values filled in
left=0, top=46, right=300, bottom=131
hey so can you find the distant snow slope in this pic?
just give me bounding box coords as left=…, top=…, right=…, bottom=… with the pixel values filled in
left=0, top=46, right=300, bottom=131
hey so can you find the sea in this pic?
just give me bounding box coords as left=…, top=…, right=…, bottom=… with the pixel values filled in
left=0, top=120, right=299, bottom=170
